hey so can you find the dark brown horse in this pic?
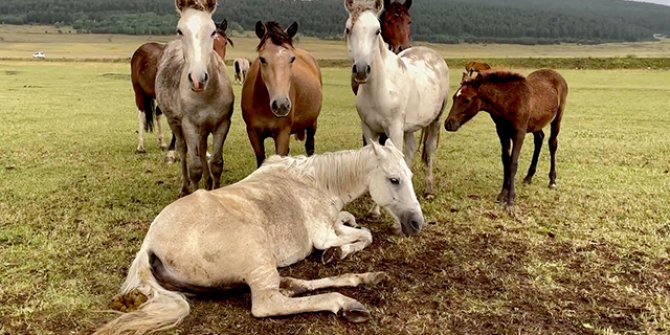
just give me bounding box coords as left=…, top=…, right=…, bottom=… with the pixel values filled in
left=130, top=18, right=232, bottom=156
left=444, top=69, right=568, bottom=213
left=242, top=21, right=323, bottom=167
left=352, top=0, right=412, bottom=96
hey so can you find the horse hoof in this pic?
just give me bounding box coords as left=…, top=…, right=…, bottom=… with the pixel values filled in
left=321, top=247, right=342, bottom=264
left=523, top=177, right=533, bottom=185
left=165, top=157, right=176, bottom=164
left=549, top=183, right=557, bottom=189
left=368, top=272, right=391, bottom=285
left=160, top=145, right=168, bottom=152
left=341, top=304, right=370, bottom=323
left=505, top=204, right=515, bottom=216
left=424, top=193, right=435, bottom=201
left=135, top=148, right=146, bottom=154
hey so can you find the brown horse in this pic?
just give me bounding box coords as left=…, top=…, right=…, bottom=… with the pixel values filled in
left=242, top=21, right=323, bottom=167
left=130, top=18, right=232, bottom=156
left=444, top=69, right=568, bottom=213
left=352, top=0, right=412, bottom=96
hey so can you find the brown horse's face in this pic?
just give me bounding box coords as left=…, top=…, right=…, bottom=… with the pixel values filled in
left=381, top=0, right=411, bottom=53
left=213, top=19, right=233, bottom=60
left=256, top=22, right=299, bottom=118
left=445, top=83, right=482, bottom=132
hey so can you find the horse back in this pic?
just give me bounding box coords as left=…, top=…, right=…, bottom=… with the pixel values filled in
left=131, top=42, right=164, bottom=97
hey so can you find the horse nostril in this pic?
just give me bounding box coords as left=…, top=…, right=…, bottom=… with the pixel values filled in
left=202, top=72, right=209, bottom=83
left=410, top=220, right=421, bottom=232
left=365, top=65, right=371, bottom=74
left=352, top=64, right=358, bottom=73
left=187, top=72, right=193, bottom=83
left=271, top=100, right=279, bottom=111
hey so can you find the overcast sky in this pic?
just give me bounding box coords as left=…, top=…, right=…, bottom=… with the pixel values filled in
left=628, top=0, right=670, bottom=5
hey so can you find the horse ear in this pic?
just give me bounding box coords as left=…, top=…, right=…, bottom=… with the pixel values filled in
left=370, top=139, right=385, bottom=158
left=255, top=21, right=266, bottom=39
left=175, top=0, right=186, bottom=12
left=286, top=22, right=299, bottom=39
left=227, top=37, right=234, bottom=47
left=374, top=0, right=384, bottom=13
left=404, top=0, right=412, bottom=9
left=219, top=19, right=228, bottom=31
left=204, top=0, right=217, bottom=13
left=384, top=0, right=391, bottom=10
left=344, top=0, right=355, bottom=13
left=384, top=139, right=398, bottom=151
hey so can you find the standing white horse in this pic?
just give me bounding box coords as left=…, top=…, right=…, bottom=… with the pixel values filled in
left=156, top=0, right=234, bottom=196
left=344, top=0, right=449, bottom=203
left=93, top=140, right=424, bottom=334
left=233, top=57, right=250, bottom=84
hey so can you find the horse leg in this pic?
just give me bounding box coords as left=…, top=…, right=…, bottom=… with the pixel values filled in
left=305, top=124, right=316, bottom=156
left=495, top=123, right=512, bottom=204
left=274, top=129, right=291, bottom=156
left=209, top=117, right=232, bottom=189
left=136, top=110, right=146, bottom=154
left=548, top=118, right=562, bottom=189
left=421, top=118, right=441, bottom=200
left=505, top=132, right=525, bottom=213
left=247, top=127, right=266, bottom=168
left=198, top=133, right=212, bottom=190
left=245, top=252, right=372, bottom=322
left=523, top=130, right=545, bottom=185
left=182, top=123, right=203, bottom=193
left=403, top=131, right=417, bottom=168
left=280, top=272, right=389, bottom=297
left=176, top=134, right=190, bottom=197
left=165, top=134, right=177, bottom=164
left=155, top=106, right=168, bottom=150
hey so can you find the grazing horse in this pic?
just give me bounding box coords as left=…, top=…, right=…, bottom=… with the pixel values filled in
left=156, top=0, right=234, bottom=196
left=242, top=21, right=322, bottom=167
left=233, top=57, right=250, bottom=84
left=130, top=18, right=232, bottom=155
left=344, top=0, right=450, bottom=207
left=93, top=141, right=425, bottom=334
left=352, top=0, right=412, bottom=95
left=444, top=69, right=568, bottom=213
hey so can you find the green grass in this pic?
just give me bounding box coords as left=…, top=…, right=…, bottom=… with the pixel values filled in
left=0, top=60, right=669, bottom=335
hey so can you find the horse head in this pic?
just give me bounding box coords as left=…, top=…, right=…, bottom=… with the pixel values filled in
left=344, top=0, right=385, bottom=84
left=254, top=21, right=299, bottom=118
left=175, top=0, right=218, bottom=92
left=368, top=139, right=424, bottom=236
left=380, top=0, right=412, bottom=53
left=214, top=18, right=233, bottom=60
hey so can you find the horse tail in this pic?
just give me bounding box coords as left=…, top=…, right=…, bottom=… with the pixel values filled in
left=142, top=94, right=155, bottom=133
left=295, top=129, right=306, bottom=141
left=93, top=246, right=190, bottom=335
left=234, top=60, right=240, bottom=76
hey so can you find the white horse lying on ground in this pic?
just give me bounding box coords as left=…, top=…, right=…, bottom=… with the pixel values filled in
left=94, top=140, right=424, bottom=334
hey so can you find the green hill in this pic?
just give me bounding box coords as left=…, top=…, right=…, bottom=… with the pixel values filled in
left=1, top=0, right=669, bottom=44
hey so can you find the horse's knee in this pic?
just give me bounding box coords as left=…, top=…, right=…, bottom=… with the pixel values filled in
left=189, top=160, right=203, bottom=182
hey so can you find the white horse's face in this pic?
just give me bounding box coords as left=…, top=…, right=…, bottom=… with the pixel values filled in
left=176, top=7, right=216, bottom=92
left=345, top=10, right=382, bottom=84
left=368, top=140, right=424, bottom=236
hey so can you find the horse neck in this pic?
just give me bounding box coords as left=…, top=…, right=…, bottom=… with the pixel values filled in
left=363, top=37, right=400, bottom=91
left=309, top=146, right=377, bottom=208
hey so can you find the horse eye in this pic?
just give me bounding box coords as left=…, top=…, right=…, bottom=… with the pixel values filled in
left=389, top=178, right=400, bottom=185
left=177, top=29, right=183, bottom=36
left=409, top=20, right=413, bottom=24
left=260, top=57, right=267, bottom=65
left=345, top=28, right=350, bottom=35
left=376, top=29, right=381, bottom=35
left=290, top=57, right=296, bottom=64
left=210, top=31, right=216, bottom=37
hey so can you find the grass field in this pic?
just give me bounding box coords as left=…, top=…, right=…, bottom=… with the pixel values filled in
left=0, top=57, right=669, bottom=335
left=2, top=24, right=670, bottom=61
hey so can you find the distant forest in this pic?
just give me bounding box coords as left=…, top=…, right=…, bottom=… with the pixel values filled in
left=1, top=0, right=670, bottom=44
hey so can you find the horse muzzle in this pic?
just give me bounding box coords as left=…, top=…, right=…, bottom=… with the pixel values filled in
left=400, top=210, right=424, bottom=236
left=444, top=119, right=461, bottom=132
left=188, top=71, right=209, bottom=92
left=270, top=97, right=292, bottom=118
left=352, top=63, right=371, bottom=84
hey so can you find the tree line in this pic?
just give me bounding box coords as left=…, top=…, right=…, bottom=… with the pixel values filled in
left=1, top=0, right=669, bottom=44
